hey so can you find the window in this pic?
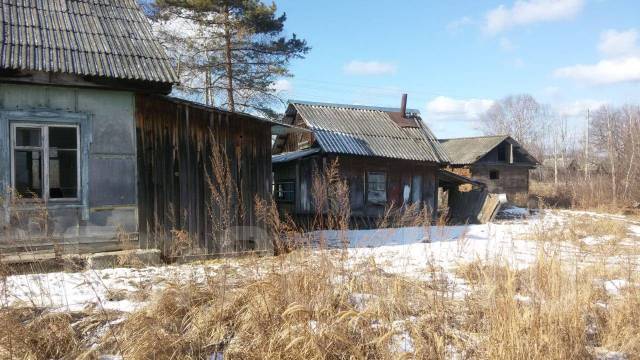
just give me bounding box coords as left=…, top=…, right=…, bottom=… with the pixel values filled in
left=275, top=180, right=295, bottom=202
left=367, top=171, right=386, bottom=204
left=489, top=170, right=500, bottom=180
left=12, top=124, right=79, bottom=200
left=497, top=144, right=507, bottom=162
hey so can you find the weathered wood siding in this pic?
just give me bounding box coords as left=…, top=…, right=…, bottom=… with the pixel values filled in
left=470, top=165, right=530, bottom=204
left=135, top=95, right=273, bottom=256
left=274, top=154, right=439, bottom=224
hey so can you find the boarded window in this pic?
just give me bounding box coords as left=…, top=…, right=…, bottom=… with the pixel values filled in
left=275, top=180, right=295, bottom=202
left=367, top=171, right=387, bottom=204
left=490, top=170, right=500, bottom=180
left=12, top=124, right=79, bottom=200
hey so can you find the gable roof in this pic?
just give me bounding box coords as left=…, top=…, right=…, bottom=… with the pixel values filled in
left=0, top=0, right=178, bottom=84
left=278, top=100, right=450, bottom=163
left=439, top=135, right=538, bottom=166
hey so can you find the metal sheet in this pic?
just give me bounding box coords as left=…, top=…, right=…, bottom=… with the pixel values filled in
left=288, top=101, right=450, bottom=163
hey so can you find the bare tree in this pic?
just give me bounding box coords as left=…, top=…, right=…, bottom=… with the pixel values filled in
left=480, top=94, right=549, bottom=160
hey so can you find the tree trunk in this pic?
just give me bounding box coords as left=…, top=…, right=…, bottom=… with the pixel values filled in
left=606, top=110, right=617, bottom=206
left=223, top=6, right=235, bottom=112
left=553, top=138, right=558, bottom=188
left=623, top=113, right=637, bottom=200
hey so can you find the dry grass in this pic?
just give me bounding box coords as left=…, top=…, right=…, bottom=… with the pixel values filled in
left=2, top=228, right=639, bottom=359
left=2, top=157, right=640, bottom=359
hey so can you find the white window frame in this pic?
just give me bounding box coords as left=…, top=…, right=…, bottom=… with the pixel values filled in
left=10, top=123, right=81, bottom=202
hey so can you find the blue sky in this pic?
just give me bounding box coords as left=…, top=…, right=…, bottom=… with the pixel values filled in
left=271, top=0, right=640, bottom=138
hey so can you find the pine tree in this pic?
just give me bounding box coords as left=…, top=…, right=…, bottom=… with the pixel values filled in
left=153, top=0, right=309, bottom=117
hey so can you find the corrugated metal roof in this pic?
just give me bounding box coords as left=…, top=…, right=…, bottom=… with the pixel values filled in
left=288, top=101, right=450, bottom=163
left=272, top=147, right=321, bottom=163
left=0, top=0, right=178, bottom=84
left=438, top=135, right=510, bottom=165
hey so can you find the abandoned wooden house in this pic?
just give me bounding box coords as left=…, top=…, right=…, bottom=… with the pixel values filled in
left=272, top=98, right=482, bottom=225
left=0, top=0, right=294, bottom=257
left=439, top=135, right=539, bottom=203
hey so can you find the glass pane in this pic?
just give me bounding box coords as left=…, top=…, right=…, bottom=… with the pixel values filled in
left=14, top=150, right=43, bottom=198
left=49, top=127, right=77, bottom=149
left=49, top=149, right=78, bottom=199
left=15, top=127, right=42, bottom=147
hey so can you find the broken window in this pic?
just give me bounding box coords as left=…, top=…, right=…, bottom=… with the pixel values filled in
left=490, top=170, right=500, bottom=180
left=12, top=124, right=79, bottom=200
left=367, top=171, right=387, bottom=205
left=275, top=180, right=295, bottom=202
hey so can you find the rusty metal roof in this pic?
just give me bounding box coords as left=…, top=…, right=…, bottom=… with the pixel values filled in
left=286, top=101, right=450, bottom=163
left=0, top=0, right=178, bottom=84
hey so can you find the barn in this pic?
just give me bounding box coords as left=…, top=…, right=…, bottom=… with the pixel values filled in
left=439, top=135, right=539, bottom=204
left=0, top=0, right=292, bottom=258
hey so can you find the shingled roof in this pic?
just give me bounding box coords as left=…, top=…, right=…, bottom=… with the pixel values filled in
left=276, top=100, right=450, bottom=163
left=0, top=0, right=178, bottom=84
left=439, top=135, right=538, bottom=166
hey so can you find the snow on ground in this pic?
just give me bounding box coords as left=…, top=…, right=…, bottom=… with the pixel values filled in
left=1, top=210, right=639, bottom=313
left=1, top=263, right=225, bottom=312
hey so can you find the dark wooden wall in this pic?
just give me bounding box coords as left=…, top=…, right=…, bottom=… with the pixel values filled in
left=135, top=95, right=273, bottom=256
left=273, top=154, right=439, bottom=227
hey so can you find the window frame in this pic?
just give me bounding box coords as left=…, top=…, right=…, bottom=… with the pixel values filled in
left=10, top=122, right=81, bottom=203
left=274, top=179, right=296, bottom=203
left=489, top=170, right=500, bottom=180
left=366, top=171, right=387, bottom=205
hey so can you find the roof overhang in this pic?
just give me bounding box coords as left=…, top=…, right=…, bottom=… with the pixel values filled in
left=272, top=147, right=322, bottom=164
left=438, top=169, right=486, bottom=189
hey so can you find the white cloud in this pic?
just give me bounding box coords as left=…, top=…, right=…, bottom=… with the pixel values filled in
left=426, top=96, right=495, bottom=121
left=484, top=0, right=584, bottom=35
left=554, top=57, right=640, bottom=84
left=343, top=61, right=397, bottom=76
left=270, top=79, right=293, bottom=93
left=556, top=99, right=606, bottom=117
left=598, top=29, right=639, bottom=56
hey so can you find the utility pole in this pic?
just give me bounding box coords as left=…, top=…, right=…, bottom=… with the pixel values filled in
left=584, top=109, right=590, bottom=180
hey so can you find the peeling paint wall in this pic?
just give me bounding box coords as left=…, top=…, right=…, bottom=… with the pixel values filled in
left=0, top=83, right=137, bottom=251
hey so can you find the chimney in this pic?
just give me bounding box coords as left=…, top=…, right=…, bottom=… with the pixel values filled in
left=400, top=93, right=408, bottom=118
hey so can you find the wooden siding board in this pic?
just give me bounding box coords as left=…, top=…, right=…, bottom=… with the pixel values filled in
left=135, top=94, right=272, bottom=256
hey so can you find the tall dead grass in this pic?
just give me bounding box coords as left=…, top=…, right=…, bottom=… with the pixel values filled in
left=2, top=156, right=640, bottom=359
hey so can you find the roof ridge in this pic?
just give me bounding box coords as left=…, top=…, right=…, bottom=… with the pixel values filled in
left=439, top=134, right=509, bottom=141
left=289, top=100, right=421, bottom=114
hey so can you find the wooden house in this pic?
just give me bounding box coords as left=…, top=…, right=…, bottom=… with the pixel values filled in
left=0, top=0, right=293, bottom=257
left=271, top=98, right=480, bottom=225
left=439, top=135, right=539, bottom=203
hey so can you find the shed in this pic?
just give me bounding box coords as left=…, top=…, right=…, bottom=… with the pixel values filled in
left=439, top=135, right=539, bottom=204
